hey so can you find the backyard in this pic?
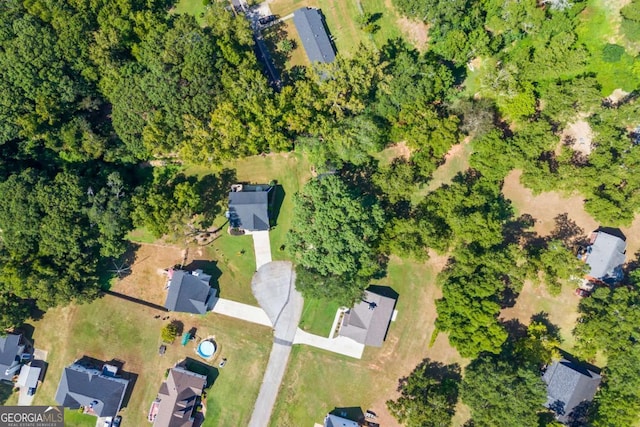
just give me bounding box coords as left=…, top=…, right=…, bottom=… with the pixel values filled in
left=8, top=294, right=272, bottom=427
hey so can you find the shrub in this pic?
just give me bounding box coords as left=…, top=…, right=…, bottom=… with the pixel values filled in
left=161, top=322, right=178, bottom=343
left=602, top=44, right=625, bottom=63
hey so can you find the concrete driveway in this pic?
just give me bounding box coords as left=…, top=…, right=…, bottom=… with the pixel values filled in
left=293, top=329, right=365, bottom=359
left=251, top=230, right=272, bottom=270
left=249, top=261, right=302, bottom=427
left=209, top=298, right=272, bottom=327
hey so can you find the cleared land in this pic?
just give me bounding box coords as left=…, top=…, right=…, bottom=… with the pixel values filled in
left=17, top=287, right=272, bottom=427
left=268, top=0, right=403, bottom=58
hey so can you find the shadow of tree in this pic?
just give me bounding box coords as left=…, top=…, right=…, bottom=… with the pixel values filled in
left=550, top=213, right=587, bottom=248
left=197, top=169, right=237, bottom=229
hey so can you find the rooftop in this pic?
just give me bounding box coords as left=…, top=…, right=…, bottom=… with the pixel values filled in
left=339, top=290, right=396, bottom=347
left=0, top=333, right=26, bottom=382
left=585, top=230, right=626, bottom=282
left=165, top=270, right=216, bottom=314
left=228, top=188, right=270, bottom=232
left=293, top=8, right=336, bottom=64
left=153, top=366, right=207, bottom=427
left=55, top=362, right=129, bottom=418
left=543, top=359, right=601, bottom=424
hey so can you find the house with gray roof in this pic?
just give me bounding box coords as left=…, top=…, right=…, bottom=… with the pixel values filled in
left=338, top=290, right=396, bottom=347
left=293, top=8, right=336, bottom=64
left=151, top=365, right=207, bottom=427
left=543, top=359, right=601, bottom=424
left=324, top=413, right=360, bottom=427
left=165, top=269, right=216, bottom=314
left=55, top=362, right=130, bottom=418
left=0, top=333, right=30, bottom=383
left=228, top=184, right=271, bottom=232
left=583, top=230, right=626, bottom=284
left=16, top=364, right=41, bottom=391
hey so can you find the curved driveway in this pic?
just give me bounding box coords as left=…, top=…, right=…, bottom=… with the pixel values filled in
left=249, top=261, right=303, bottom=427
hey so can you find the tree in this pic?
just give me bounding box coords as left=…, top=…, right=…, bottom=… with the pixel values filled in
left=461, top=356, right=547, bottom=427
left=161, top=322, right=178, bottom=343
left=287, top=175, right=385, bottom=303
left=591, top=345, right=640, bottom=427
left=0, top=293, right=31, bottom=332
left=573, top=286, right=640, bottom=358
left=514, top=321, right=561, bottom=368
left=387, top=359, right=461, bottom=427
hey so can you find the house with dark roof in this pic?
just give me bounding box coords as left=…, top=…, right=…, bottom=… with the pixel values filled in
left=543, top=359, right=601, bottom=424
left=582, top=229, right=626, bottom=284
left=228, top=184, right=271, bottom=232
left=165, top=269, right=216, bottom=314
left=55, top=362, right=130, bottom=418
left=293, top=8, right=336, bottom=64
left=338, top=290, right=396, bottom=347
left=150, top=364, right=207, bottom=427
left=0, top=333, right=30, bottom=383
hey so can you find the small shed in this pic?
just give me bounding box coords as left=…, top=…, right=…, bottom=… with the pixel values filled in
left=16, top=364, right=40, bottom=389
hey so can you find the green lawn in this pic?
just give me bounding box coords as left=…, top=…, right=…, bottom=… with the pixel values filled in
left=63, top=410, right=97, bottom=427
left=125, top=226, right=157, bottom=244
left=298, top=298, right=341, bottom=336
left=172, top=0, right=209, bottom=24
left=24, top=295, right=271, bottom=427
left=576, top=0, right=640, bottom=94
left=205, top=232, right=257, bottom=305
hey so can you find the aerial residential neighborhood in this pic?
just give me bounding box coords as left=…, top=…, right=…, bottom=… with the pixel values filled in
left=1, top=0, right=640, bottom=427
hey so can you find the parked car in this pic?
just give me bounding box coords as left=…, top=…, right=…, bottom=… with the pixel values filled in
left=259, top=15, right=277, bottom=25
left=575, top=288, right=591, bottom=298
left=27, top=387, right=36, bottom=396
left=113, top=416, right=122, bottom=427
left=103, top=417, right=113, bottom=427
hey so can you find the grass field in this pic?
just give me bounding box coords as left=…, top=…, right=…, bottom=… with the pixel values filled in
left=298, top=298, right=341, bottom=336
left=172, top=0, right=209, bottom=24
left=20, top=296, right=271, bottom=427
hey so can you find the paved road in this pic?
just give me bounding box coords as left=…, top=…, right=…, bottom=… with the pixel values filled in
left=249, top=262, right=302, bottom=427
left=293, top=329, right=365, bottom=359
left=251, top=230, right=272, bottom=270
left=210, top=298, right=272, bottom=327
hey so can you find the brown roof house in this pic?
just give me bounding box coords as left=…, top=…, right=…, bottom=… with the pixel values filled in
left=338, top=289, right=396, bottom=347
left=149, top=364, right=207, bottom=427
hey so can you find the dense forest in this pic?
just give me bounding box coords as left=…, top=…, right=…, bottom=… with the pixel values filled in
left=1, top=0, right=639, bottom=425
